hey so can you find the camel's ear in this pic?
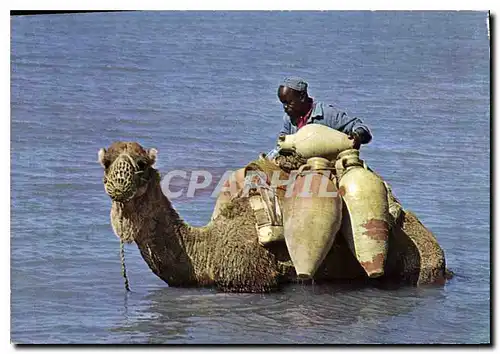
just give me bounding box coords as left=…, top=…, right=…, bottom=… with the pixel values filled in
left=98, top=148, right=106, bottom=167
left=148, top=148, right=158, bottom=166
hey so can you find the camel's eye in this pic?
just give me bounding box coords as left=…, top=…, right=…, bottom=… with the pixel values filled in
left=136, top=159, right=147, bottom=170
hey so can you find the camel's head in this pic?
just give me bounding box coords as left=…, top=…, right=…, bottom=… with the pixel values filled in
left=98, top=142, right=158, bottom=203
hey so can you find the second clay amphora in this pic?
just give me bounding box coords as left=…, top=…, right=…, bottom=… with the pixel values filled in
left=282, top=157, right=343, bottom=279
left=277, top=124, right=354, bottom=161
left=336, top=149, right=391, bottom=278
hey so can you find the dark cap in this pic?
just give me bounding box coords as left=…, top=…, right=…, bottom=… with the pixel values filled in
left=281, top=77, right=308, bottom=92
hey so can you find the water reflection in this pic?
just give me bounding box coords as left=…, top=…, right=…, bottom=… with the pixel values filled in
left=111, top=283, right=447, bottom=343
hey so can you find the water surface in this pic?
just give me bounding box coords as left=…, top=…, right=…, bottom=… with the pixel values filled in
left=11, top=11, right=490, bottom=344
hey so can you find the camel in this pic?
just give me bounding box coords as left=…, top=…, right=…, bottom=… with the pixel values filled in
left=98, top=141, right=452, bottom=293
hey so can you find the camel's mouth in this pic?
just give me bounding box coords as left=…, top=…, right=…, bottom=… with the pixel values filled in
left=106, top=185, right=136, bottom=203
left=103, top=175, right=139, bottom=203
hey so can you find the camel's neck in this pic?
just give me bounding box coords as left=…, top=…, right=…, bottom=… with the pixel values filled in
left=111, top=175, right=208, bottom=286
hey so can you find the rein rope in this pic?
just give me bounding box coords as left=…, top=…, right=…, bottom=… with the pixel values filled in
left=120, top=239, right=131, bottom=292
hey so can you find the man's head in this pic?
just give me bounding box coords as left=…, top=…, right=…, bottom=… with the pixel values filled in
left=277, top=77, right=311, bottom=120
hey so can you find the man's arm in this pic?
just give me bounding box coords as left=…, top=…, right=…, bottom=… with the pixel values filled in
left=329, top=107, right=372, bottom=145
left=337, top=112, right=372, bottom=144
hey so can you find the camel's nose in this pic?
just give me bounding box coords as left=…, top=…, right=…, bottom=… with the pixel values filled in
left=105, top=179, right=133, bottom=202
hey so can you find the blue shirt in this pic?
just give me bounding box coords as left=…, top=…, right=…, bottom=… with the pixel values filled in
left=279, top=100, right=372, bottom=144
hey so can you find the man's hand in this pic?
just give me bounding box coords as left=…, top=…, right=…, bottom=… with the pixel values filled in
left=348, top=130, right=362, bottom=149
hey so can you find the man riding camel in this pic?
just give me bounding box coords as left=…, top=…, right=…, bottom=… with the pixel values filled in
left=271, top=77, right=371, bottom=153
left=211, top=77, right=373, bottom=220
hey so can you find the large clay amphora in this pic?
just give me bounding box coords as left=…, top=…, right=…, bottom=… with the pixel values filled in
left=283, top=157, right=342, bottom=279
left=278, top=124, right=354, bottom=161
left=336, top=149, right=390, bottom=278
